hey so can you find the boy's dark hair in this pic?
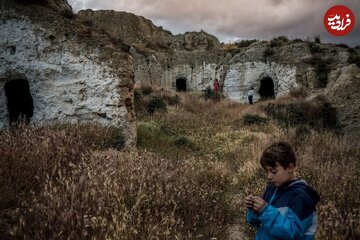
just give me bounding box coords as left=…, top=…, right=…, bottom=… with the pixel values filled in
left=260, top=141, right=296, bottom=169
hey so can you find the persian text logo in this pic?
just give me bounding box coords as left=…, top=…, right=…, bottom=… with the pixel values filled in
left=324, top=5, right=355, bottom=36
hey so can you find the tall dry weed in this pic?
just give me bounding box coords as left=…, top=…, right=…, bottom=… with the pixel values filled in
left=14, top=151, right=237, bottom=239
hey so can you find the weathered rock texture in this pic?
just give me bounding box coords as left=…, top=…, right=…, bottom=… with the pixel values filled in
left=0, top=0, right=136, bottom=145
left=76, top=9, right=360, bottom=137
left=323, top=64, right=360, bottom=137
left=1, top=2, right=359, bottom=138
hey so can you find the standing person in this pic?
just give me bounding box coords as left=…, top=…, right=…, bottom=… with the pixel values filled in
left=213, top=78, right=220, bottom=93
left=244, top=141, right=320, bottom=240
left=248, top=87, right=254, bottom=104
left=214, top=78, right=220, bottom=101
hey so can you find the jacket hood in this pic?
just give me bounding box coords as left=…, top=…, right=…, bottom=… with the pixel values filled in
left=287, top=179, right=320, bottom=205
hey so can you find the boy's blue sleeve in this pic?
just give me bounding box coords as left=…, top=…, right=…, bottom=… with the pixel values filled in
left=246, top=209, right=261, bottom=227
left=258, top=194, right=315, bottom=240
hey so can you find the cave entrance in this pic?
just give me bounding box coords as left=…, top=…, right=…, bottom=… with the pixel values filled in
left=176, top=78, right=187, bottom=91
left=259, top=77, right=275, bottom=99
left=4, top=79, right=34, bottom=125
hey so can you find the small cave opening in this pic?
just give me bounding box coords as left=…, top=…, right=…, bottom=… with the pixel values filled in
left=176, top=78, right=187, bottom=91
left=259, top=77, right=275, bottom=99
left=4, top=79, right=34, bottom=125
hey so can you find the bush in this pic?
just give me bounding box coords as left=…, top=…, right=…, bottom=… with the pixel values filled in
left=348, top=49, right=360, bottom=67
left=242, top=114, right=270, bottom=126
left=264, top=99, right=338, bottom=131
left=314, top=36, right=321, bottom=43
left=234, top=39, right=258, bottom=48
left=306, top=56, right=331, bottom=88
left=308, top=42, right=325, bottom=54
left=293, top=38, right=304, bottom=43
left=140, top=85, right=153, bottom=95
left=162, top=94, right=181, bottom=106
left=263, top=47, right=275, bottom=58
left=147, top=96, right=167, bottom=114
left=203, top=86, right=221, bottom=101
left=173, top=136, right=193, bottom=148
left=269, top=36, right=289, bottom=48
left=106, top=127, right=126, bottom=150
left=336, top=43, right=349, bottom=48
left=289, top=87, right=308, bottom=99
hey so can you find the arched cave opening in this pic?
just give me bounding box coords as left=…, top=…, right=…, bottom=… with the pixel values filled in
left=259, top=77, right=275, bottom=99
left=176, top=78, right=187, bottom=91
left=4, top=79, right=34, bottom=125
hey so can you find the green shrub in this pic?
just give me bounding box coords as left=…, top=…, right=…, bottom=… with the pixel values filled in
left=295, top=124, right=311, bottom=139
left=269, top=36, right=289, bottom=48
left=308, top=42, right=325, bottom=54
left=306, top=56, right=331, bottom=88
left=173, top=136, right=193, bottom=148
left=147, top=96, right=167, bottom=114
left=314, top=36, right=321, bottom=43
left=293, top=38, right=304, bottom=43
left=106, top=127, right=126, bottom=150
left=140, top=85, right=153, bottom=95
left=336, top=43, right=349, bottom=48
left=163, top=94, right=181, bottom=106
left=263, top=47, right=275, bottom=58
left=204, top=86, right=214, bottom=97
left=348, top=49, right=360, bottom=67
left=243, top=114, right=270, bottom=126
left=234, top=39, right=258, bottom=48
left=264, top=99, right=338, bottom=131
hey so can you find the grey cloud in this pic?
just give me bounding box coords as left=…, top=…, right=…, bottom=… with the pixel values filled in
left=68, top=0, right=360, bottom=45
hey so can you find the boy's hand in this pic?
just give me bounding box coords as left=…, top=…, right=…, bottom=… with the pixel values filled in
left=244, top=195, right=254, bottom=209
left=252, top=196, right=267, bottom=213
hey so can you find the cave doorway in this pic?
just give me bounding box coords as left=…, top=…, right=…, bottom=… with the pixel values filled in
left=4, top=79, right=34, bottom=125
left=176, top=78, right=187, bottom=91
left=259, top=77, right=275, bottom=99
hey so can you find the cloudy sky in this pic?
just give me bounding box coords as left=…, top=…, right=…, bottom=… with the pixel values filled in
left=68, top=0, right=360, bottom=46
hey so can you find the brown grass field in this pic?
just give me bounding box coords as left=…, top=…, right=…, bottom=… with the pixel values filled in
left=0, top=87, right=359, bottom=239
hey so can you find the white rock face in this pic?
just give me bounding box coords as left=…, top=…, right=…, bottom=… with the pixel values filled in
left=160, top=63, right=221, bottom=91
left=0, top=17, right=135, bottom=144
left=223, top=61, right=298, bottom=103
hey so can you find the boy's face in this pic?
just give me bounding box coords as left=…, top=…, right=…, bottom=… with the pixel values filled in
left=264, top=162, right=295, bottom=187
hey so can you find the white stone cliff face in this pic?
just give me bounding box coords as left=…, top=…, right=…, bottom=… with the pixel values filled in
left=223, top=61, right=298, bottom=103
left=146, top=60, right=298, bottom=103
left=134, top=59, right=298, bottom=103
left=0, top=17, right=135, bottom=144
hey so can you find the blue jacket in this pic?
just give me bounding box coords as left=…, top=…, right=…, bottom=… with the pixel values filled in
left=246, top=179, right=320, bottom=240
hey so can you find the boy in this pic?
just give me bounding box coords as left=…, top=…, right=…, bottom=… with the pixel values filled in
left=245, top=141, right=320, bottom=240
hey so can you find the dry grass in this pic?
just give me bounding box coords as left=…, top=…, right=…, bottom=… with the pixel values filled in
left=1, top=91, right=359, bottom=239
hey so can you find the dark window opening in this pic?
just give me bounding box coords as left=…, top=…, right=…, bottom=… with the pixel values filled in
left=6, top=45, right=16, bottom=55
left=4, top=79, right=34, bottom=125
left=259, top=77, right=275, bottom=99
left=176, top=78, right=187, bottom=91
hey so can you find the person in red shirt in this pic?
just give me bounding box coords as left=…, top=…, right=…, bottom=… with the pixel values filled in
left=213, top=78, right=220, bottom=93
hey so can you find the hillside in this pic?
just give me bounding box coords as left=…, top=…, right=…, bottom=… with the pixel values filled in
left=1, top=89, right=359, bottom=239
left=75, top=9, right=360, bottom=139
left=0, top=1, right=359, bottom=239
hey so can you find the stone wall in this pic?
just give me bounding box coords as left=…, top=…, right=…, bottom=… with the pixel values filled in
left=223, top=61, right=298, bottom=102
left=0, top=1, right=136, bottom=145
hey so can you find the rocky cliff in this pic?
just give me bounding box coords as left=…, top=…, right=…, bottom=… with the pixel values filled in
left=76, top=8, right=360, bottom=137
left=0, top=0, right=136, bottom=145
left=1, top=1, right=359, bottom=138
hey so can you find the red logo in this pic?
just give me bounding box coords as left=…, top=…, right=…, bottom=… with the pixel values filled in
left=324, top=5, right=355, bottom=36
